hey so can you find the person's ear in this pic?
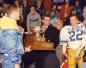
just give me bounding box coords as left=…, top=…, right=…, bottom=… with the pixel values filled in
left=77, top=19, right=79, bottom=23
left=42, top=20, right=44, bottom=22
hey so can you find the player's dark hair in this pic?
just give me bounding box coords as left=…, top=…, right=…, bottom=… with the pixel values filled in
left=70, top=14, right=78, bottom=19
left=42, top=14, right=51, bottom=20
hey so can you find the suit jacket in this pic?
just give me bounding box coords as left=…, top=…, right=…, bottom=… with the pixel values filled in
left=44, top=25, right=60, bottom=48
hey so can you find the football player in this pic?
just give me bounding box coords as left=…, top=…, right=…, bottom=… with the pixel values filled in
left=59, top=14, right=86, bottom=68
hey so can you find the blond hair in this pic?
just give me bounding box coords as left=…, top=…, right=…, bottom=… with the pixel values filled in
left=55, top=19, right=63, bottom=26
left=6, top=5, right=20, bottom=15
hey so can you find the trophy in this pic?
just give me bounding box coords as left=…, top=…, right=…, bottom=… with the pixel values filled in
left=34, top=26, right=41, bottom=37
left=34, top=26, right=47, bottom=41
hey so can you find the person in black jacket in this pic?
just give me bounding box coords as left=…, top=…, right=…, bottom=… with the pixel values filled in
left=42, top=15, right=61, bottom=68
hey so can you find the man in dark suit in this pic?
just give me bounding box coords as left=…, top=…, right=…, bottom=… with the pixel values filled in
left=42, top=15, right=60, bottom=68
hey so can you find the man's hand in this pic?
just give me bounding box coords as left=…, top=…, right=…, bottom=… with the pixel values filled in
left=76, top=51, right=81, bottom=59
left=24, top=32, right=28, bottom=34
left=25, top=46, right=32, bottom=52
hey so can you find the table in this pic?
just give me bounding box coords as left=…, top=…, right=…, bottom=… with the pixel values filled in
left=24, top=34, right=55, bottom=52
